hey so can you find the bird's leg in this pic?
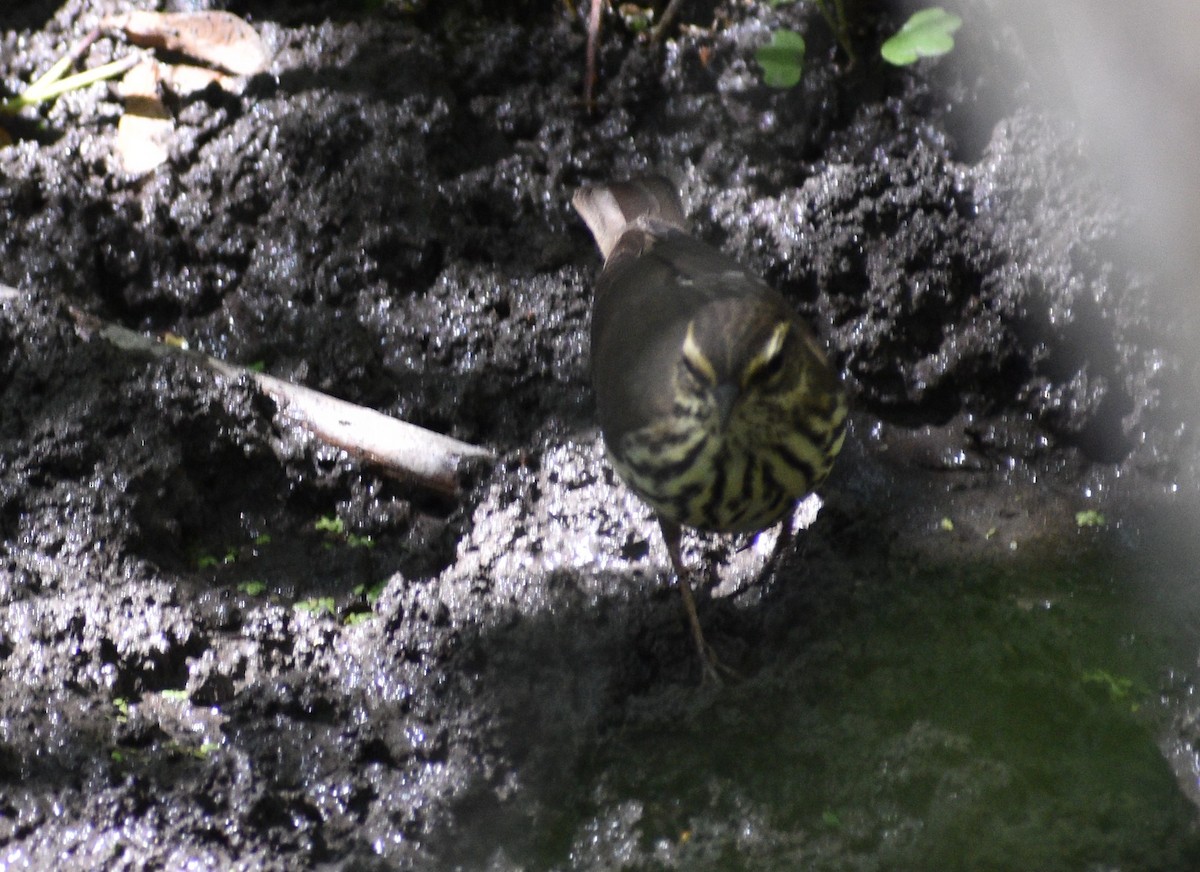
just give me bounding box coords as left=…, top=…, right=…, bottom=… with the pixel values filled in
left=660, top=518, right=738, bottom=683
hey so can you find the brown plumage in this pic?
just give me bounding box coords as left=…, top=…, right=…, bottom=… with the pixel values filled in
left=574, top=176, right=847, bottom=680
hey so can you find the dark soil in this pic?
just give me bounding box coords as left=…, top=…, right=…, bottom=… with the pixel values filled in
left=3, top=1, right=1200, bottom=870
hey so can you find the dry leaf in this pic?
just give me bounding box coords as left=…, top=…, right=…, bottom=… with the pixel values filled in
left=117, top=58, right=160, bottom=99
left=105, top=11, right=268, bottom=76
left=117, top=88, right=173, bottom=174
left=117, top=57, right=235, bottom=99
left=160, top=63, right=233, bottom=96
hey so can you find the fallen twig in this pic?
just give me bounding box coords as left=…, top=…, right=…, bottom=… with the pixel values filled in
left=63, top=305, right=493, bottom=496
left=584, top=0, right=603, bottom=108
left=651, top=0, right=683, bottom=41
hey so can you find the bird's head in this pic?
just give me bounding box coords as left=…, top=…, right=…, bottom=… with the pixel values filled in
left=674, top=299, right=803, bottom=434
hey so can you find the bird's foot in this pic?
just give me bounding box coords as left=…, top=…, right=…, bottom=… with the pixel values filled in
left=676, top=563, right=741, bottom=684
left=661, top=517, right=743, bottom=684
left=695, top=638, right=742, bottom=686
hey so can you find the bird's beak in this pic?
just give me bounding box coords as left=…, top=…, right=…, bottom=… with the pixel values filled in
left=714, top=383, right=739, bottom=432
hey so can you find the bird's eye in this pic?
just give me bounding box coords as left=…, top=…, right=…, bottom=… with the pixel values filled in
left=750, top=349, right=785, bottom=384
left=682, top=355, right=714, bottom=386
left=681, top=322, right=718, bottom=386
left=746, top=321, right=790, bottom=386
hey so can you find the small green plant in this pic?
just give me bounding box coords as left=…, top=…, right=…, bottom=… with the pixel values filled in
left=343, top=579, right=387, bottom=625
left=1, top=47, right=137, bottom=115
left=758, top=4, right=961, bottom=89
left=196, top=545, right=238, bottom=569
left=316, top=514, right=375, bottom=548
left=197, top=532, right=275, bottom=571
left=880, top=8, right=963, bottom=65
left=314, top=515, right=345, bottom=535
left=295, top=596, right=337, bottom=616
left=769, top=0, right=853, bottom=60
left=812, top=0, right=853, bottom=62
left=756, top=30, right=806, bottom=89
left=1081, top=668, right=1141, bottom=712
left=164, top=740, right=220, bottom=760
left=353, top=580, right=387, bottom=606
left=1075, top=509, right=1106, bottom=528
left=617, top=3, right=654, bottom=33
left=238, top=579, right=267, bottom=596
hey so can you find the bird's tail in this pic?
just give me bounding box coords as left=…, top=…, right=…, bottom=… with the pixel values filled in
left=572, top=175, right=687, bottom=260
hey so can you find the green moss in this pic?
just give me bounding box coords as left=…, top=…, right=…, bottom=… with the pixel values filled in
left=529, top=548, right=1200, bottom=870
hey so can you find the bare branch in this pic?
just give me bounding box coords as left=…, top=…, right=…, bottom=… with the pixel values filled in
left=67, top=307, right=494, bottom=496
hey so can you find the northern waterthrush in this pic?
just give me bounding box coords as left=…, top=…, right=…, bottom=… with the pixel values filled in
left=573, top=176, right=847, bottom=679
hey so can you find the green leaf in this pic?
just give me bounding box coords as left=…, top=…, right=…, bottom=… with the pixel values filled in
left=617, top=4, right=654, bottom=32
left=314, top=515, right=345, bottom=535
left=880, top=8, right=962, bottom=66
left=238, top=579, right=267, bottom=596
left=1081, top=668, right=1134, bottom=702
left=353, top=579, right=387, bottom=605
left=295, top=596, right=336, bottom=616
left=1075, top=509, right=1106, bottom=528
left=756, top=30, right=805, bottom=89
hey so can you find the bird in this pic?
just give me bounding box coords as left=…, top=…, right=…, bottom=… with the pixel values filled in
left=572, top=175, right=847, bottom=680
